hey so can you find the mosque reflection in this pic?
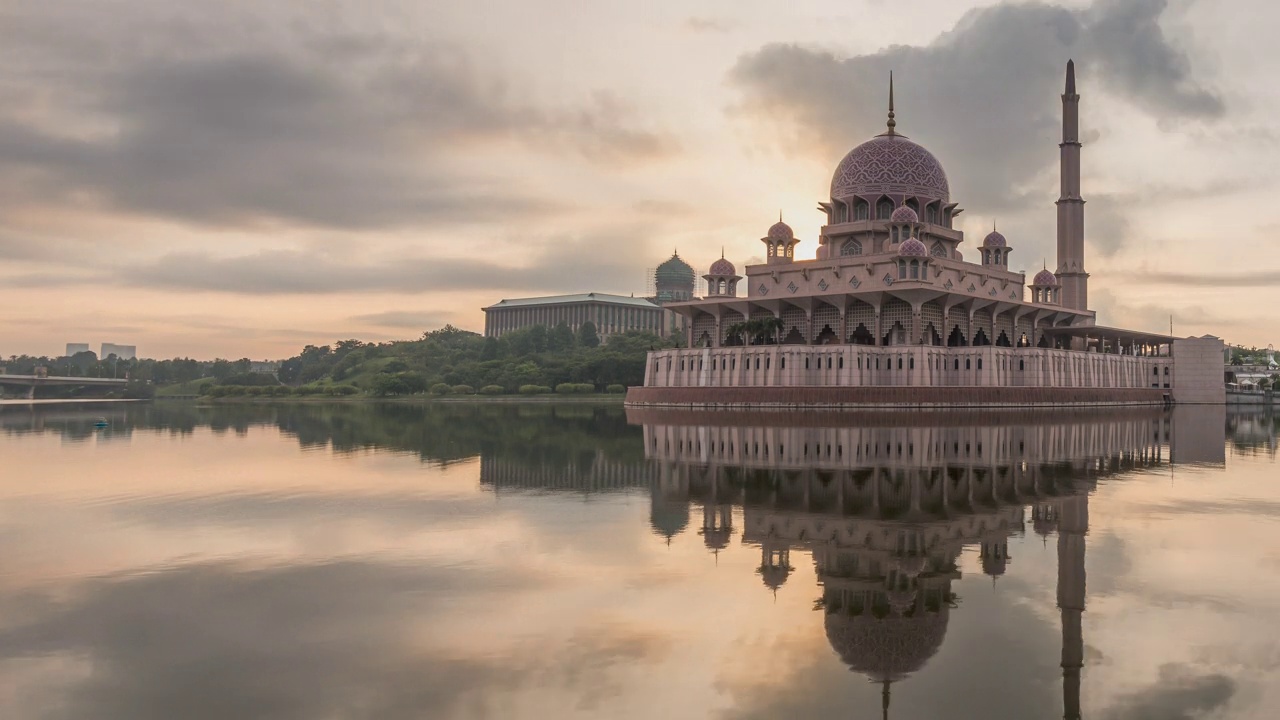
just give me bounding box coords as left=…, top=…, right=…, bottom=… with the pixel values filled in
left=628, top=407, right=1223, bottom=720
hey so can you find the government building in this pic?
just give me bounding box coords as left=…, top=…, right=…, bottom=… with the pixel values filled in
left=482, top=254, right=698, bottom=341
left=628, top=63, right=1225, bottom=408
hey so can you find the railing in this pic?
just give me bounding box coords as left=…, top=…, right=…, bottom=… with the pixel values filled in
left=645, top=345, right=1170, bottom=391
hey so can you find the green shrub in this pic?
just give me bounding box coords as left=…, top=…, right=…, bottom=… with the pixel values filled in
left=451, top=384, right=475, bottom=395
left=555, top=383, right=576, bottom=395
left=198, top=382, right=214, bottom=395
left=429, top=383, right=452, bottom=395
left=605, top=384, right=626, bottom=394
left=519, top=384, right=552, bottom=395
left=333, top=385, right=358, bottom=396
left=480, top=385, right=505, bottom=395
left=574, top=383, right=596, bottom=394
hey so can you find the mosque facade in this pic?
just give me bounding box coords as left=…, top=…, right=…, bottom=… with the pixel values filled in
left=628, top=63, right=1225, bottom=407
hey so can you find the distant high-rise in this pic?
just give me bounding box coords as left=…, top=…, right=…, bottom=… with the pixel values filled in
left=65, top=343, right=90, bottom=357
left=100, top=343, right=137, bottom=361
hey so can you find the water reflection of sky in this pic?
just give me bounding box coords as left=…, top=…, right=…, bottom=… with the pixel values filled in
left=0, top=403, right=1276, bottom=719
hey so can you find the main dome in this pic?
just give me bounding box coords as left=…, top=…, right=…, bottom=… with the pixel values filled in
left=830, top=134, right=950, bottom=204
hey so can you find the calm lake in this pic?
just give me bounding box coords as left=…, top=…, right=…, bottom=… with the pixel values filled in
left=1, top=402, right=1277, bottom=719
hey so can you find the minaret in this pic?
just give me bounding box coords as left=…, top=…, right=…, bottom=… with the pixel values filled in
left=1057, top=494, right=1088, bottom=720
left=1056, top=60, right=1089, bottom=311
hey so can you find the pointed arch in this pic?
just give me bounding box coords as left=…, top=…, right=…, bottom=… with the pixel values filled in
left=841, top=238, right=862, bottom=256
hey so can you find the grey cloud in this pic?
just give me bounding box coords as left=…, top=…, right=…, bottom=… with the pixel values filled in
left=0, top=560, right=670, bottom=720
left=728, top=0, right=1223, bottom=228
left=1101, top=663, right=1235, bottom=720
left=0, top=4, right=674, bottom=230
left=19, top=227, right=660, bottom=296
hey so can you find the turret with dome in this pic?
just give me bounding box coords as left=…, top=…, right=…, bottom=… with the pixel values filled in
left=631, top=60, right=1225, bottom=408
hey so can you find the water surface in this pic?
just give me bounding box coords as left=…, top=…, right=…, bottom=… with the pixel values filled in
left=0, top=402, right=1276, bottom=719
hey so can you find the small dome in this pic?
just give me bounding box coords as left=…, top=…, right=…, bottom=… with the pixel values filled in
left=899, top=237, right=928, bottom=257
left=983, top=230, right=1007, bottom=248
left=1032, top=268, right=1059, bottom=286
left=890, top=206, right=919, bottom=224
left=759, top=564, right=792, bottom=591
left=655, top=253, right=696, bottom=285
left=708, top=257, right=737, bottom=276
left=768, top=220, right=794, bottom=241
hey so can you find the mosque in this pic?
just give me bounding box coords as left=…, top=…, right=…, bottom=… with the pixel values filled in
left=628, top=62, right=1225, bottom=407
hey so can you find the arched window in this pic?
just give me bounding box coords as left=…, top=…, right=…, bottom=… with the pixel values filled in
left=891, top=227, right=899, bottom=243
left=910, top=260, right=920, bottom=279
left=926, top=203, right=939, bottom=224
left=898, top=260, right=907, bottom=279
left=854, top=199, right=869, bottom=220
left=841, top=239, right=862, bottom=256
left=906, top=198, right=920, bottom=215
left=876, top=198, right=894, bottom=220
left=930, top=242, right=946, bottom=258
left=836, top=203, right=847, bottom=223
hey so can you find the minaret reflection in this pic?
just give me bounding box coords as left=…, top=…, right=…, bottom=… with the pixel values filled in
left=636, top=408, right=1182, bottom=717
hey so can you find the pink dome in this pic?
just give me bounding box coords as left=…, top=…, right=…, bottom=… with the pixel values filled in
left=899, top=237, right=928, bottom=257
left=982, top=230, right=1007, bottom=248
left=890, top=206, right=918, bottom=223
left=831, top=134, right=950, bottom=203
left=708, top=257, right=737, bottom=276
left=1033, top=268, right=1058, bottom=286
left=767, top=220, right=794, bottom=240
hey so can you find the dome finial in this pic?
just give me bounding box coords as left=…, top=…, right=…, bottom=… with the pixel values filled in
left=720, top=246, right=725, bottom=259
left=886, top=72, right=896, bottom=135
left=778, top=209, right=783, bottom=222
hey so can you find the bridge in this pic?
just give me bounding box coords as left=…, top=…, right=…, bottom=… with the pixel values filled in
left=0, top=374, right=128, bottom=399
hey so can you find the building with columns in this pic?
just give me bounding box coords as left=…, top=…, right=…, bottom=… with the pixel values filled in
left=481, top=252, right=696, bottom=341
left=483, top=292, right=666, bottom=340
left=629, top=63, right=1226, bottom=407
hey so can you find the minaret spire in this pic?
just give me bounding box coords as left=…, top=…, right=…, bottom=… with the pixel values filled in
left=1055, top=59, right=1089, bottom=313
left=886, top=72, right=897, bottom=135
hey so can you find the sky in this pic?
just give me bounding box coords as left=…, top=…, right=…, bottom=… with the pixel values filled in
left=1, top=0, right=1277, bottom=360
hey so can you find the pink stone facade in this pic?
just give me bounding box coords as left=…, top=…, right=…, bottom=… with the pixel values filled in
left=632, top=62, right=1227, bottom=407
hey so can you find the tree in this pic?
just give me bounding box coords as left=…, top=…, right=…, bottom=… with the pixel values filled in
left=578, top=321, right=600, bottom=348
left=548, top=322, right=575, bottom=352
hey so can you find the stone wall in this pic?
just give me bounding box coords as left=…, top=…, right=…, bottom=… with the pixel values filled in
left=626, top=385, right=1166, bottom=409
left=1171, top=336, right=1227, bottom=404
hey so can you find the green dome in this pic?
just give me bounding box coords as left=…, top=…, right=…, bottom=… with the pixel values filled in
left=655, top=253, right=696, bottom=285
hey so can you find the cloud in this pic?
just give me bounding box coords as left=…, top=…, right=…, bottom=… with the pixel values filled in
left=1107, top=269, right=1280, bottom=288
left=685, top=17, right=736, bottom=34
left=0, top=3, right=675, bottom=231
left=728, top=0, right=1223, bottom=219
left=10, top=226, right=660, bottom=296
left=0, top=560, right=670, bottom=720
left=1101, top=663, right=1235, bottom=720
left=347, top=310, right=456, bottom=329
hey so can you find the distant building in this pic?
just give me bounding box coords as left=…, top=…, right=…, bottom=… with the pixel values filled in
left=100, top=343, right=137, bottom=360
left=65, top=343, right=90, bottom=357
left=483, top=293, right=665, bottom=340
left=646, top=252, right=698, bottom=338
left=249, top=360, right=281, bottom=374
